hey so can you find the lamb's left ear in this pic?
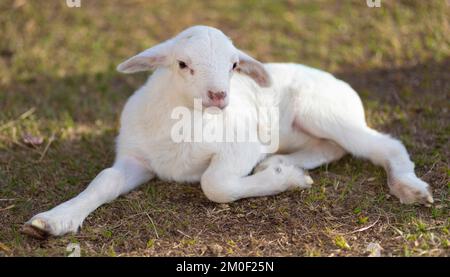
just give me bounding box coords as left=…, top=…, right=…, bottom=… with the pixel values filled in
left=117, top=39, right=174, bottom=73
left=236, top=50, right=272, bottom=87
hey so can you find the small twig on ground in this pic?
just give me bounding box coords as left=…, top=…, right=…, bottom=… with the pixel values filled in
left=145, top=212, right=159, bottom=239
left=390, top=226, right=408, bottom=242
left=0, top=205, right=15, bottom=211
left=0, top=107, right=36, bottom=132
left=38, top=132, right=56, bottom=162
left=425, top=225, right=448, bottom=231
left=339, top=217, right=380, bottom=235
left=177, top=229, right=192, bottom=239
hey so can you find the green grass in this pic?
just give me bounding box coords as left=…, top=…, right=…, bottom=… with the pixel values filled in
left=0, top=0, right=449, bottom=256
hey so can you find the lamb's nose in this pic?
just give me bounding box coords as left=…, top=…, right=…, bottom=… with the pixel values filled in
left=207, top=90, right=226, bottom=101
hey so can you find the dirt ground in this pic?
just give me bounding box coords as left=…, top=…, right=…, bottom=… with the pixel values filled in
left=0, top=0, right=448, bottom=256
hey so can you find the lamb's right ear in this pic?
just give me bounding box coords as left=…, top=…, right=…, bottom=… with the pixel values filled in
left=236, top=50, right=272, bottom=87
left=116, top=39, right=173, bottom=73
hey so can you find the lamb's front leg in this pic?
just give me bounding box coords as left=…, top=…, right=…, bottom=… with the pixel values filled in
left=22, top=156, right=153, bottom=238
left=200, top=154, right=313, bottom=203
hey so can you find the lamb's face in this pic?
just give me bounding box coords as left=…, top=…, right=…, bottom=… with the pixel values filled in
left=117, top=25, right=271, bottom=110
left=171, top=28, right=238, bottom=109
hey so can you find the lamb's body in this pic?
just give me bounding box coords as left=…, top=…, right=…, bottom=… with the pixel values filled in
left=118, top=63, right=356, bottom=183
left=23, top=26, right=433, bottom=238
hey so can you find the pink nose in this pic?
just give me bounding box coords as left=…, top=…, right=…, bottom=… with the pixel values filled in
left=207, top=90, right=226, bottom=101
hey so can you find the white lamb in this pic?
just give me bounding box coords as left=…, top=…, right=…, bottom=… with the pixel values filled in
left=23, top=26, right=433, bottom=238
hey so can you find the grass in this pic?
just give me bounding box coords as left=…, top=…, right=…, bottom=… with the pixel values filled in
left=0, top=0, right=449, bottom=256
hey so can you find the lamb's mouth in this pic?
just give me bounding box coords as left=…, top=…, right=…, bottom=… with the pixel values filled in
left=202, top=102, right=228, bottom=110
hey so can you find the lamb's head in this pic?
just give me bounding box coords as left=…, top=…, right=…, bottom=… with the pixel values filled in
left=117, top=25, right=271, bottom=109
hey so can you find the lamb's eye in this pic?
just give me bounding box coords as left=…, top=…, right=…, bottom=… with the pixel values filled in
left=178, top=61, right=187, bottom=69
left=232, top=62, right=238, bottom=70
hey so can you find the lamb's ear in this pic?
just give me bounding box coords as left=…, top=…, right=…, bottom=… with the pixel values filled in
left=236, top=50, right=272, bottom=87
left=117, top=39, right=173, bottom=73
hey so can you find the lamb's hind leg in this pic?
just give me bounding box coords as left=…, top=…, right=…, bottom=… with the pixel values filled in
left=288, top=80, right=433, bottom=205
left=328, top=126, right=433, bottom=205
left=22, top=156, right=154, bottom=238
left=299, top=116, right=432, bottom=204
left=274, top=70, right=433, bottom=204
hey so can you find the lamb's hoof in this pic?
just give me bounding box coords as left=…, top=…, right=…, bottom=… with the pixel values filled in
left=389, top=174, right=433, bottom=206
left=305, top=175, right=314, bottom=187
left=21, top=219, right=51, bottom=240
left=283, top=165, right=313, bottom=190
